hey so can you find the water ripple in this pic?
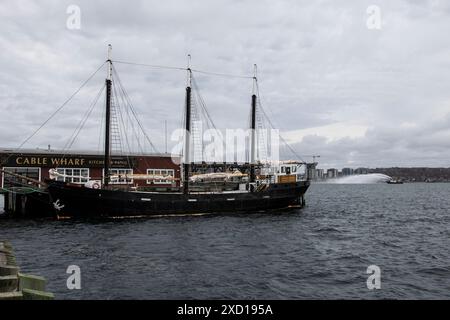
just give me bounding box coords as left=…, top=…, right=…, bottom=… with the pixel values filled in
left=1, top=183, right=449, bottom=299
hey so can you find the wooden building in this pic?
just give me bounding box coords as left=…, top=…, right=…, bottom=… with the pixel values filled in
left=0, top=148, right=181, bottom=190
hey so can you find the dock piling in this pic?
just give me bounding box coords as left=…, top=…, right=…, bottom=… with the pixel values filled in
left=0, top=241, right=54, bottom=300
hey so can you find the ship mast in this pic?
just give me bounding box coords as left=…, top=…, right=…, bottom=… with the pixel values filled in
left=104, top=44, right=113, bottom=187
left=250, top=64, right=257, bottom=185
left=183, top=55, right=192, bottom=194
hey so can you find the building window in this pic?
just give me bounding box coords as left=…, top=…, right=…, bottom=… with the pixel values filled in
left=281, top=166, right=285, bottom=173
left=292, top=166, right=297, bottom=173
left=146, top=169, right=174, bottom=185
left=54, top=168, right=89, bottom=184
left=109, top=169, right=133, bottom=184
left=2, top=167, right=41, bottom=188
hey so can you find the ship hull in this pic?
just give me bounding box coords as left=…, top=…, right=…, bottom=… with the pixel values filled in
left=47, top=181, right=310, bottom=217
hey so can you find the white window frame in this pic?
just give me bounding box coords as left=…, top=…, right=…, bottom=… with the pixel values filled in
left=108, top=168, right=134, bottom=185
left=146, top=168, right=175, bottom=185
left=1, top=167, right=41, bottom=188
left=53, top=168, right=89, bottom=184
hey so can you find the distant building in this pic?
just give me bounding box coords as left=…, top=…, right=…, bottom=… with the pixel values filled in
left=355, top=167, right=369, bottom=175
left=342, top=167, right=354, bottom=176
left=326, top=168, right=338, bottom=179
left=316, top=168, right=324, bottom=180
left=306, top=163, right=317, bottom=181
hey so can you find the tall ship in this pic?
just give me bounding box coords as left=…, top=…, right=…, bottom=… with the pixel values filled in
left=3, top=46, right=310, bottom=218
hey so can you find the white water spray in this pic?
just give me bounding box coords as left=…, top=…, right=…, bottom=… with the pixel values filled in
left=327, top=173, right=392, bottom=184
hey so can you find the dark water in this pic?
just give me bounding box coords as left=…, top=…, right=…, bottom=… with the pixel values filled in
left=1, top=183, right=449, bottom=299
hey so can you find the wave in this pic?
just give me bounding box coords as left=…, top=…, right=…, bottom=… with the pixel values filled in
left=417, top=266, right=450, bottom=276
left=326, top=173, right=392, bottom=184
left=315, top=227, right=342, bottom=233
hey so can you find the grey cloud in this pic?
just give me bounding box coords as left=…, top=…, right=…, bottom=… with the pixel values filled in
left=0, top=0, right=449, bottom=168
left=285, top=115, right=450, bottom=167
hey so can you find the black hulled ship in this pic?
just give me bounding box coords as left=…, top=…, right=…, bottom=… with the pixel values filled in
left=46, top=46, right=310, bottom=218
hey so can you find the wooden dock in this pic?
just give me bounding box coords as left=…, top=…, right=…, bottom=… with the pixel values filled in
left=1, top=190, right=53, bottom=218
left=0, top=241, right=54, bottom=300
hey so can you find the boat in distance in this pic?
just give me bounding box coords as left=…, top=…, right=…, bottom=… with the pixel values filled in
left=386, top=179, right=403, bottom=184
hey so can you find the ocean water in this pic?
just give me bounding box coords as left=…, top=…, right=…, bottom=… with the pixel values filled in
left=0, top=183, right=449, bottom=299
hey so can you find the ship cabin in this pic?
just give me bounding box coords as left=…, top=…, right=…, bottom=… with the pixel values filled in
left=259, top=161, right=305, bottom=184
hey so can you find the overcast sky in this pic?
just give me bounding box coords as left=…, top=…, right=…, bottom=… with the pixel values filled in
left=1, top=0, right=450, bottom=168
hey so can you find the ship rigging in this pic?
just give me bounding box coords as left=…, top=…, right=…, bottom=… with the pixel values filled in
left=2, top=45, right=311, bottom=218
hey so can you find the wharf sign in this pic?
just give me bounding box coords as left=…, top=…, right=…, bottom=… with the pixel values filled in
left=2, top=155, right=135, bottom=168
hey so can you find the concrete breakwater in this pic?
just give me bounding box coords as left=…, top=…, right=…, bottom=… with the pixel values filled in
left=0, top=240, right=54, bottom=300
